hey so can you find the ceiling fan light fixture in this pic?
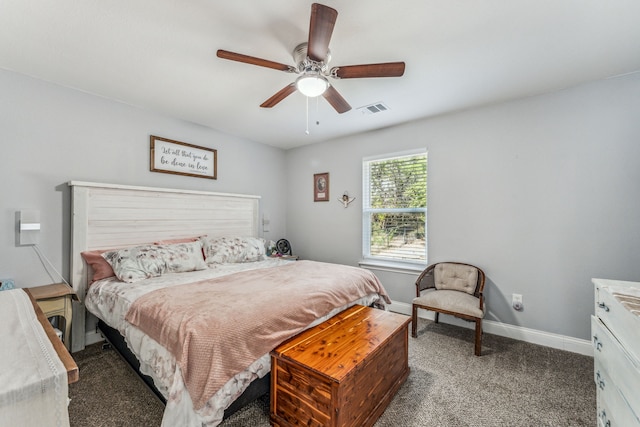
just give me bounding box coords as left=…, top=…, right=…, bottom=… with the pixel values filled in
left=217, top=4, right=404, bottom=114
left=295, top=74, right=329, bottom=97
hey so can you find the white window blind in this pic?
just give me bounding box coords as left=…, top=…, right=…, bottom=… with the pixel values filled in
left=362, top=150, right=427, bottom=263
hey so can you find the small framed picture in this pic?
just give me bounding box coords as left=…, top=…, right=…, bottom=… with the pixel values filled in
left=314, top=173, right=329, bottom=202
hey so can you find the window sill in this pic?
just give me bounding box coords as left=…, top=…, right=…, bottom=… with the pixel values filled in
left=358, top=259, right=426, bottom=275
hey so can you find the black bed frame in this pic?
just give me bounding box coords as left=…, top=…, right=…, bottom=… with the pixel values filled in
left=97, top=320, right=270, bottom=419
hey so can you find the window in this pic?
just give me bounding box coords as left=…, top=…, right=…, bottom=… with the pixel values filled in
left=362, top=150, right=427, bottom=265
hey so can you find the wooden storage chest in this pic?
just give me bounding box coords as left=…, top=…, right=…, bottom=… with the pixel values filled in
left=270, top=304, right=411, bottom=427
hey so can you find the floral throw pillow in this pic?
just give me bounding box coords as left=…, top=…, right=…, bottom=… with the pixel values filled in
left=102, top=241, right=207, bottom=283
left=201, top=236, right=266, bottom=265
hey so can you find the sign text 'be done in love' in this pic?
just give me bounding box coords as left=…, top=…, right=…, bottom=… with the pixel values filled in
left=150, top=135, right=217, bottom=180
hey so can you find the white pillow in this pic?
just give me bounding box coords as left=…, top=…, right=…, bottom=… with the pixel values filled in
left=200, top=236, right=266, bottom=265
left=102, top=241, right=207, bottom=283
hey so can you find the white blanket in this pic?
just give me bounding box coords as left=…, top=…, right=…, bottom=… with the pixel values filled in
left=0, top=289, right=69, bottom=427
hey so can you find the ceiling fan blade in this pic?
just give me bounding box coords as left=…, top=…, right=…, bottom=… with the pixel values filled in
left=260, top=84, right=297, bottom=108
left=217, top=50, right=294, bottom=72
left=322, top=85, right=351, bottom=114
left=307, top=3, right=338, bottom=62
left=332, top=62, right=406, bottom=79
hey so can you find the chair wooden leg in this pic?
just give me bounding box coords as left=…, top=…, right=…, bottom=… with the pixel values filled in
left=411, top=305, right=418, bottom=338
left=474, top=318, right=482, bottom=356
left=434, top=312, right=439, bottom=324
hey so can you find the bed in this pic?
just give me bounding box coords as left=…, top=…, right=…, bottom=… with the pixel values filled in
left=68, top=181, right=390, bottom=426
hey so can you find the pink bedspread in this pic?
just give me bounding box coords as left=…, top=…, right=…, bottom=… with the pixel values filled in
left=125, top=260, right=390, bottom=409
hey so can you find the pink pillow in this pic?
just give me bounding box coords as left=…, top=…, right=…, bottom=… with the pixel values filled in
left=154, top=236, right=204, bottom=260
left=153, top=236, right=201, bottom=245
left=81, top=250, right=116, bottom=283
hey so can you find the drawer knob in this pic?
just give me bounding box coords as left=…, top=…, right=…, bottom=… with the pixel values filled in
left=592, top=335, right=603, bottom=352
left=597, top=302, right=609, bottom=312
left=596, top=370, right=606, bottom=390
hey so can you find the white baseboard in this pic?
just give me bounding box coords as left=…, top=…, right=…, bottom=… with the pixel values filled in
left=388, top=300, right=593, bottom=357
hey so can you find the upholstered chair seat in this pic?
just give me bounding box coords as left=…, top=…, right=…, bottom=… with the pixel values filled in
left=413, top=289, right=485, bottom=319
left=411, top=262, right=486, bottom=356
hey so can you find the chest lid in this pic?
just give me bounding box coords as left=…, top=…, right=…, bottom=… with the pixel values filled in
left=273, top=304, right=410, bottom=381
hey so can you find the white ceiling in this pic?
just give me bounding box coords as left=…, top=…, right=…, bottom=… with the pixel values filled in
left=1, top=1, right=639, bottom=149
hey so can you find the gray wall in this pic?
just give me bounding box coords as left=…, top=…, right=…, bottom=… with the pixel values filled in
left=285, top=72, right=640, bottom=341
left=0, top=69, right=288, bottom=288
left=2, top=66, right=639, bottom=342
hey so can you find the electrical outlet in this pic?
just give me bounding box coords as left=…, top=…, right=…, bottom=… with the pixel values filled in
left=512, top=293, right=523, bottom=311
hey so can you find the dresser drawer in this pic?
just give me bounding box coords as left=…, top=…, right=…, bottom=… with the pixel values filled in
left=595, top=358, right=640, bottom=426
left=594, top=279, right=640, bottom=365
left=592, top=315, right=640, bottom=421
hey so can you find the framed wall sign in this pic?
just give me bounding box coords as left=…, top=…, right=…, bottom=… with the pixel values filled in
left=150, top=135, right=217, bottom=179
left=314, top=172, right=329, bottom=202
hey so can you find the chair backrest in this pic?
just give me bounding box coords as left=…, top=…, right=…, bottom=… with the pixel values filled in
left=434, top=263, right=478, bottom=295
left=416, top=262, right=485, bottom=297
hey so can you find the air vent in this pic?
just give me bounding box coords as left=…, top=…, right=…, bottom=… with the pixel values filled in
left=357, top=102, right=390, bottom=115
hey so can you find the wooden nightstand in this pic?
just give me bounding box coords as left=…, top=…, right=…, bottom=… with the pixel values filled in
left=29, top=283, right=78, bottom=351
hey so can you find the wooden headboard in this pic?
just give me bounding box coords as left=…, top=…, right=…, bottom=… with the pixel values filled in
left=68, top=181, right=261, bottom=351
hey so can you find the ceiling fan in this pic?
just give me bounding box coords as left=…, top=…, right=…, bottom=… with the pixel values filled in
left=216, top=3, right=405, bottom=114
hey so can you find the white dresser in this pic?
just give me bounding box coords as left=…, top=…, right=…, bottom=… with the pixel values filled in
left=592, top=279, right=640, bottom=426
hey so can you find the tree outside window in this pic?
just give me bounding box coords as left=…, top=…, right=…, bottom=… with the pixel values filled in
left=363, top=151, right=427, bottom=263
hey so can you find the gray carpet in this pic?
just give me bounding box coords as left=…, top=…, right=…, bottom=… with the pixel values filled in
left=69, top=319, right=595, bottom=426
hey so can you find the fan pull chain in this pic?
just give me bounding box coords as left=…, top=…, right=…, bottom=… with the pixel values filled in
left=305, top=96, right=310, bottom=135
left=316, top=96, right=320, bottom=126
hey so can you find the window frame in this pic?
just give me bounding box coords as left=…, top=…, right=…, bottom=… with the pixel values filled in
left=361, top=149, right=428, bottom=271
